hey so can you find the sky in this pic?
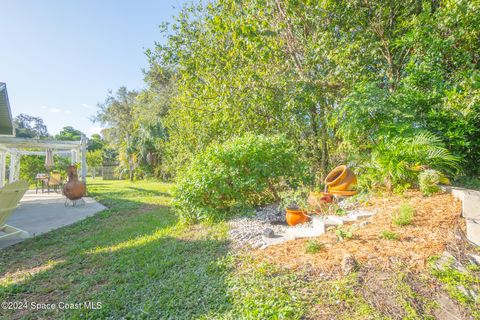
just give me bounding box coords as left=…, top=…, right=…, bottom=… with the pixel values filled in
left=0, top=0, right=187, bottom=137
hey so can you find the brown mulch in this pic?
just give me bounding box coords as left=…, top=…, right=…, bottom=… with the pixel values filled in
left=256, top=191, right=463, bottom=273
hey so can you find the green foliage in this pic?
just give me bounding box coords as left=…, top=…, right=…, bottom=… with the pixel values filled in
left=173, top=134, right=309, bottom=223
left=454, top=176, right=480, bottom=191
left=359, top=132, right=461, bottom=191
left=335, top=227, right=354, bottom=241
left=87, top=133, right=105, bottom=152
left=430, top=257, right=480, bottom=318
left=54, top=126, right=83, bottom=141
left=13, top=113, right=49, bottom=138
left=18, top=155, right=44, bottom=184
left=18, top=155, right=70, bottom=184
left=305, top=240, right=324, bottom=254
left=379, top=230, right=399, bottom=240
left=94, top=87, right=139, bottom=181
left=86, top=150, right=103, bottom=168
left=418, top=169, right=441, bottom=196
left=393, top=202, right=415, bottom=226
left=139, top=0, right=478, bottom=190
left=87, top=150, right=103, bottom=178
left=279, top=189, right=309, bottom=211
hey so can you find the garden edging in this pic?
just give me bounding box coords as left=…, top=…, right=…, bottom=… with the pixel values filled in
left=442, top=186, right=480, bottom=246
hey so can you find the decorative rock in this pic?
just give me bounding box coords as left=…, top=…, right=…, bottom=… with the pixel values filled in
left=442, top=186, right=480, bottom=246
left=463, top=190, right=480, bottom=219
left=285, top=227, right=324, bottom=239
left=263, top=228, right=275, bottom=238
left=341, top=254, right=358, bottom=275
left=349, top=210, right=376, bottom=218
left=467, top=254, right=480, bottom=266
left=434, top=251, right=467, bottom=273
left=359, top=220, right=371, bottom=227
left=336, top=214, right=357, bottom=222
left=466, top=219, right=480, bottom=246
left=311, top=216, right=328, bottom=229
left=456, top=285, right=472, bottom=298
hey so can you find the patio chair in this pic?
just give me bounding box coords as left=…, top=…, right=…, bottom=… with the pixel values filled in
left=47, top=172, right=62, bottom=193
left=0, top=180, right=29, bottom=240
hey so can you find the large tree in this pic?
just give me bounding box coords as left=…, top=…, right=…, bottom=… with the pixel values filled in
left=14, top=113, right=49, bottom=138
left=94, top=87, right=138, bottom=181
left=55, top=126, right=83, bottom=141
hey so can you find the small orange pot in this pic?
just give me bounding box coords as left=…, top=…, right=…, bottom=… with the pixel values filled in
left=285, top=209, right=309, bottom=226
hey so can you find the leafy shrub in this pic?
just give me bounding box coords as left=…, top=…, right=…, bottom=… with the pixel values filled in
left=418, top=169, right=441, bottom=196
left=305, top=240, right=324, bottom=254
left=379, top=230, right=399, bottom=240
left=393, top=202, right=415, bottom=226
left=173, top=134, right=309, bottom=223
left=359, top=131, right=461, bottom=191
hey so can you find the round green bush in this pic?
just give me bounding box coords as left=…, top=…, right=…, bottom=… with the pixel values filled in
left=173, top=134, right=309, bottom=223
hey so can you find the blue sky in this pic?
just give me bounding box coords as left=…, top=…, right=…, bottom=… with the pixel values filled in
left=0, top=0, right=187, bottom=136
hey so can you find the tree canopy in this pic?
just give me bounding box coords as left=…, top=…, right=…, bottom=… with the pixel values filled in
left=97, top=0, right=479, bottom=186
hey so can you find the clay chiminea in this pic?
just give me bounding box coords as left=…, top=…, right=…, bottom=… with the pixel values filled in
left=63, top=165, right=86, bottom=200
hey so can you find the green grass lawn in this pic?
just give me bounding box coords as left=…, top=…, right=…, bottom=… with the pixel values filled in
left=0, top=180, right=324, bottom=319
left=0, top=179, right=475, bottom=319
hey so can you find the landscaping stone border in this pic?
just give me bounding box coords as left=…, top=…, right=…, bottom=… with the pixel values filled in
left=442, top=186, right=480, bottom=246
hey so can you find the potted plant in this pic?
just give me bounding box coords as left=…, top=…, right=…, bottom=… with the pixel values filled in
left=280, top=189, right=309, bottom=226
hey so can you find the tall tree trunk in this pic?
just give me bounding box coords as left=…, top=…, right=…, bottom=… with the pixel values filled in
left=310, top=104, right=323, bottom=186
left=129, top=155, right=134, bottom=182
left=319, top=101, right=329, bottom=177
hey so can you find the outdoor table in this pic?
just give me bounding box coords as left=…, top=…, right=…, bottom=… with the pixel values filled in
left=35, top=173, right=49, bottom=194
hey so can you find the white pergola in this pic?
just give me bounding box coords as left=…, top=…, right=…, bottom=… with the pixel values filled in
left=0, top=135, right=87, bottom=187
left=0, top=82, right=87, bottom=188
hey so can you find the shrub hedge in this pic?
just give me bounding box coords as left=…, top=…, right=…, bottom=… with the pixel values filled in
left=173, top=134, right=309, bottom=223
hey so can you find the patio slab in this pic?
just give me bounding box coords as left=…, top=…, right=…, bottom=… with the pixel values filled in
left=0, top=190, right=106, bottom=249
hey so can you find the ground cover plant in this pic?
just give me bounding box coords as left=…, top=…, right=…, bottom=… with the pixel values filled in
left=393, top=202, right=415, bottom=226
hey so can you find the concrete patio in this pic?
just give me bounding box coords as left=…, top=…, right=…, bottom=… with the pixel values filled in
left=0, top=190, right=106, bottom=249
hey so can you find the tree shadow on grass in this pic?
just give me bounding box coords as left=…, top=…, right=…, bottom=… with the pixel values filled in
left=126, top=186, right=171, bottom=198
left=0, top=199, right=232, bottom=319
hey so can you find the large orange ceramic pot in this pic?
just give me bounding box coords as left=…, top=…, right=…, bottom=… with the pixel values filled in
left=307, top=192, right=333, bottom=212
left=63, top=165, right=86, bottom=200
left=325, top=165, right=357, bottom=192
left=285, top=209, right=309, bottom=226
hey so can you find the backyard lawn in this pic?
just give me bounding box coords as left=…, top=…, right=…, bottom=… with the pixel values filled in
left=0, top=180, right=478, bottom=319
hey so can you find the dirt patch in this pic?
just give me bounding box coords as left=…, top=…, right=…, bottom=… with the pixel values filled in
left=256, top=191, right=463, bottom=273
left=358, top=270, right=405, bottom=318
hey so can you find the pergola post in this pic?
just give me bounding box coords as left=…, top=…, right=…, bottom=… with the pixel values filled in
left=71, top=149, right=76, bottom=165
left=0, top=151, right=6, bottom=187
left=81, top=134, right=87, bottom=183
left=15, top=154, right=21, bottom=181
left=8, top=150, right=20, bottom=182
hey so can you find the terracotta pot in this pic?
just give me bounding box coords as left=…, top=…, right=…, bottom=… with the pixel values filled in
left=325, top=165, right=357, bottom=192
left=63, top=165, right=86, bottom=200
left=285, top=209, right=309, bottom=226
left=307, top=192, right=333, bottom=212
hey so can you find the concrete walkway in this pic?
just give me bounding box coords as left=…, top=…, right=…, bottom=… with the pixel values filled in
left=0, top=190, right=106, bottom=249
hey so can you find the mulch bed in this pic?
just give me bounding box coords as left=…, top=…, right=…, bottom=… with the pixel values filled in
left=256, top=191, right=463, bottom=273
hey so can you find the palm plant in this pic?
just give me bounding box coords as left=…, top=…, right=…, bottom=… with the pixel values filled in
left=364, top=131, right=461, bottom=190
